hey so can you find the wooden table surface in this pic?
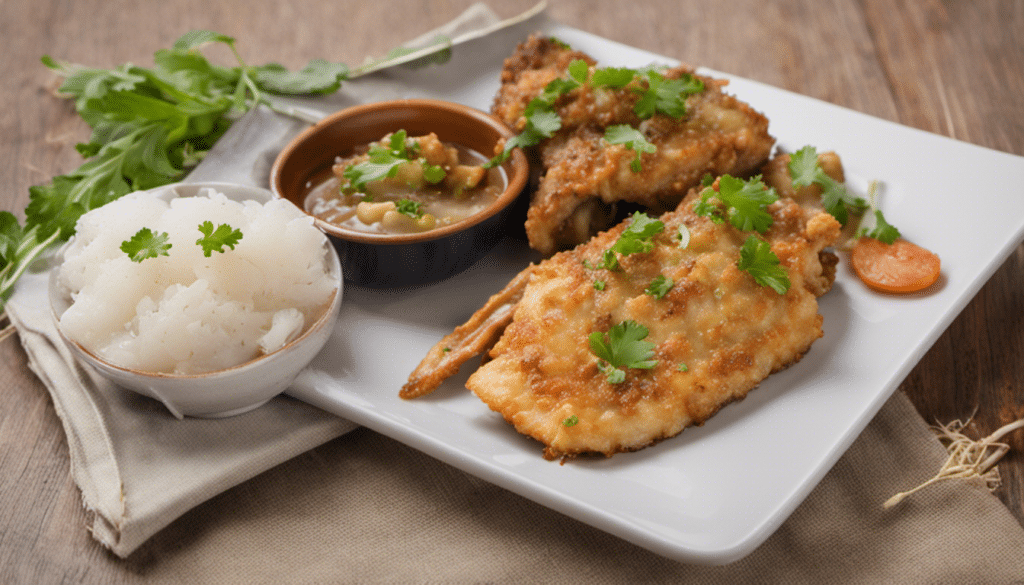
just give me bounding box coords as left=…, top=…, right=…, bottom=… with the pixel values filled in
left=2, top=0, right=1022, bottom=581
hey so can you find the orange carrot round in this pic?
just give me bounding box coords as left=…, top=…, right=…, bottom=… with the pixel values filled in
left=850, top=236, right=941, bottom=293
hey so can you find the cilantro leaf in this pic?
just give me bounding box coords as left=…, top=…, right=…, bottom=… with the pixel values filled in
left=612, top=212, right=665, bottom=254
left=645, top=274, right=674, bottom=299
left=787, top=145, right=821, bottom=190
left=486, top=95, right=564, bottom=167
left=599, top=212, right=665, bottom=270
left=693, top=188, right=725, bottom=224
left=567, top=59, right=591, bottom=85
left=562, top=415, right=580, bottom=427
left=196, top=221, right=242, bottom=257
left=396, top=199, right=424, bottom=218
left=422, top=163, right=446, bottom=184
left=694, top=175, right=777, bottom=233
left=121, top=227, right=172, bottom=263
left=604, top=124, right=656, bottom=173
left=737, top=235, right=790, bottom=294
left=590, top=66, right=636, bottom=88
left=588, top=320, right=659, bottom=384
left=341, top=131, right=445, bottom=193
left=253, top=60, right=349, bottom=95
left=343, top=144, right=408, bottom=191
left=634, top=70, right=704, bottom=119
left=788, top=145, right=867, bottom=225
left=716, top=175, right=778, bottom=233
left=861, top=209, right=901, bottom=244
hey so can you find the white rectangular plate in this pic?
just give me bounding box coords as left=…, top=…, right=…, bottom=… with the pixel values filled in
left=287, top=22, right=1024, bottom=564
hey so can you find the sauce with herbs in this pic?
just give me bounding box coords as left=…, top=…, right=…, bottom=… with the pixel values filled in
left=305, top=131, right=505, bottom=235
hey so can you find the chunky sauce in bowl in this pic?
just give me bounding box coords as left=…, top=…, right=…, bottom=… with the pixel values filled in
left=305, top=131, right=505, bottom=236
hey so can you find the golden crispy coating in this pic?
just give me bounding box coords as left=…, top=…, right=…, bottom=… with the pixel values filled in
left=401, top=154, right=843, bottom=460
left=492, top=35, right=776, bottom=255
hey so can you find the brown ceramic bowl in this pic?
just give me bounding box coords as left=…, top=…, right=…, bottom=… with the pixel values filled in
left=270, top=99, right=529, bottom=288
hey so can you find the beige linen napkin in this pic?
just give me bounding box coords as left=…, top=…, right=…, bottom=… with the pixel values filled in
left=8, top=3, right=1024, bottom=578
left=112, top=392, right=1024, bottom=583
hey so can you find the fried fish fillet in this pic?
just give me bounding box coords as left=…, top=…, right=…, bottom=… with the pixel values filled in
left=492, top=35, right=776, bottom=255
left=401, top=155, right=843, bottom=459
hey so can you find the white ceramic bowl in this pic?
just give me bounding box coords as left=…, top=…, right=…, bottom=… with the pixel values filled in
left=49, top=181, right=343, bottom=418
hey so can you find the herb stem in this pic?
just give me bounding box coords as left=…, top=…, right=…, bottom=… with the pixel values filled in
left=0, top=228, right=61, bottom=305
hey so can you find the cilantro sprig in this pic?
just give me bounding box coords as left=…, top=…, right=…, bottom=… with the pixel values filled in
left=120, top=228, right=172, bottom=263
left=645, top=274, right=674, bottom=299
left=737, top=235, right=790, bottom=294
left=598, top=212, right=665, bottom=271
left=342, top=130, right=446, bottom=194
left=788, top=145, right=867, bottom=225
left=589, top=320, right=659, bottom=384
left=859, top=209, right=901, bottom=244
left=694, top=174, right=778, bottom=233
left=632, top=69, right=704, bottom=119
left=604, top=125, right=656, bottom=172
left=196, top=222, right=243, bottom=257
left=854, top=181, right=901, bottom=245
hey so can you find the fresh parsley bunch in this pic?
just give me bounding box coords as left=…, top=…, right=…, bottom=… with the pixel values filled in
left=0, top=30, right=349, bottom=309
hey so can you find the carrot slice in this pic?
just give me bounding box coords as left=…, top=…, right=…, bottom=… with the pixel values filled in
left=850, top=236, right=941, bottom=293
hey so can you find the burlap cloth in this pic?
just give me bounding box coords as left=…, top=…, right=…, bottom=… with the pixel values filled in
left=7, top=4, right=1024, bottom=582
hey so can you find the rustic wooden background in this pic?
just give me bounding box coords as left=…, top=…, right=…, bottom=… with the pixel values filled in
left=2, top=0, right=1022, bottom=581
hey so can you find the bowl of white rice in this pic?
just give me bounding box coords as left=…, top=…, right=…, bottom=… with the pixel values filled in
left=49, top=182, right=343, bottom=418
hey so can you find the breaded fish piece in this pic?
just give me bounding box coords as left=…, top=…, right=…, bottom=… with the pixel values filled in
left=401, top=155, right=843, bottom=459
left=492, top=35, right=776, bottom=255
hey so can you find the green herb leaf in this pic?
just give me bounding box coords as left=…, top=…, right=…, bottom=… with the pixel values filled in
left=634, top=70, right=704, bottom=119
left=861, top=209, right=901, bottom=244
left=604, top=124, right=656, bottom=173
left=598, top=212, right=665, bottom=270
left=611, top=212, right=664, bottom=255
left=121, top=227, right=172, bottom=263
left=562, top=415, right=580, bottom=427
left=341, top=132, right=433, bottom=193
left=694, top=175, right=777, bottom=233
left=253, top=60, right=349, bottom=95
left=486, top=96, right=564, bottom=168
left=593, top=279, right=606, bottom=291
left=737, top=235, right=790, bottom=294
left=567, top=59, right=591, bottom=85
left=172, top=30, right=236, bottom=51
left=590, top=66, right=636, bottom=88
left=788, top=145, right=867, bottom=225
left=196, top=221, right=242, bottom=257
left=645, top=274, right=674, bottom=299
left=716, top=175, right=778, bottom=233
left=589, top=320, right=659, bottom=384
left=396, top=199, right=424, bottom=218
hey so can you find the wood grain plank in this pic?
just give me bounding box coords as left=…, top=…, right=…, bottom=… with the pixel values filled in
left=1, top=1, right=1022, bottom=580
